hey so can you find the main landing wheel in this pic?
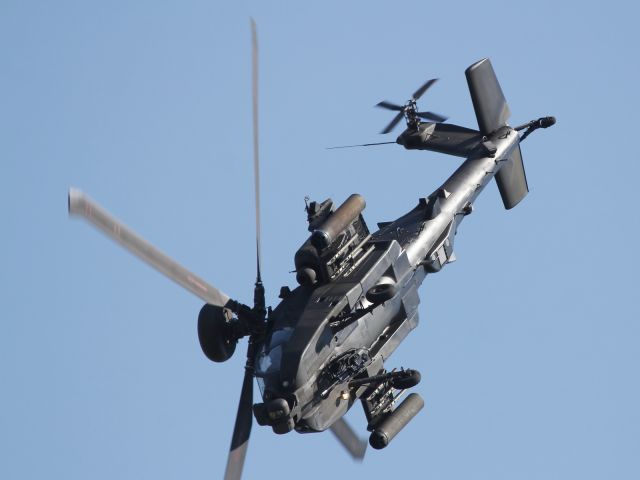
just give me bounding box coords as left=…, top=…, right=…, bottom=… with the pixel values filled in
left=197, top=304, right=237, bottom=362
left=366, top=282, right=397, bottom=305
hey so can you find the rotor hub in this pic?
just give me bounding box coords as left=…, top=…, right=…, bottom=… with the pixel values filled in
left=376, top=78, right=448, bottom=134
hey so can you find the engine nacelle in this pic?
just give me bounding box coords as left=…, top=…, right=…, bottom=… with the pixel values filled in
left=197, top=304, right=237, bottom=362
left=311, top=193, right=365, bottom=249
left=294, top=194, right=370, bottom=286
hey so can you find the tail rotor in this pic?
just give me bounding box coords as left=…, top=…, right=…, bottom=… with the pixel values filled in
left=376, top=78, right=448, bottom=134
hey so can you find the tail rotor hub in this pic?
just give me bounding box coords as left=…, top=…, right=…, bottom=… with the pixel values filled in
left=376, top=78, right=448, bottom=134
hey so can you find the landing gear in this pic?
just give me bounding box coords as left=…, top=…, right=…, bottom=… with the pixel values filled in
left=197, top=304, right=238, bottom=362
left=365, top=282, right=398, bottom=305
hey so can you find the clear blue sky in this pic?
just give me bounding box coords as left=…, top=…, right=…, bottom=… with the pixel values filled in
left=2, top=1, right=639, bottom=479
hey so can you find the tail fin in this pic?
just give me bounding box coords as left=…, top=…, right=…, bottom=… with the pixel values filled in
left=466, top=58, right=528, bottom=209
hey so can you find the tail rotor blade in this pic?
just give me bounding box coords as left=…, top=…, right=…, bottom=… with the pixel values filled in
left=376, top=100, right=403, bottom=111
left=416, top=111, right=448, bottom=123
left=412, top=78, right=438, bottom=100
left=381, top=112, right=404, bottom=134
left=68, top=188, right=233, bottom=309
left=224, top=367, right=254, bottom=480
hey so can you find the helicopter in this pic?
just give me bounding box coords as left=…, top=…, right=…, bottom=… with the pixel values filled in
left=68, top=21, right=555, bottom=480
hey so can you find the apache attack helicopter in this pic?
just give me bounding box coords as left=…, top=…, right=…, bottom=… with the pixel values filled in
left=68, top=20, right=555, bottom=480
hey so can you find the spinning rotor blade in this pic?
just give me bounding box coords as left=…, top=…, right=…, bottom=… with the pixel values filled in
left=412, top=78, right=438, bottom=100
left=224, top=366, right=254, bottom=480
left=224, top=21, right=264, bottom=480
left=330, top=418, right=367, bottom=461
left=376, top=100, right=403, bottom=111
left=381, top=111, right=404, bottom=134
left=251, top=18, right=263, bottom=284
left=416, top=111, right=448, bottom=123
left=68, top=188, right=232, bottom=309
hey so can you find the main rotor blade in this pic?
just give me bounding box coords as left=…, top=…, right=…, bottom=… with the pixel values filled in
left=224, top=367, right=254, bottom=480
left=412, top=78, right=438, bottom=100
left=381, top=112, right=404, bottom=134
left=416, top=111, right=448, bottom=123
left=68, top=188, right=232, bottom=309
left=376, top=100, right=403, bottom=111
left=329, top=417, right=367, bottom=461
left=251, top=18, right=262, bottom=284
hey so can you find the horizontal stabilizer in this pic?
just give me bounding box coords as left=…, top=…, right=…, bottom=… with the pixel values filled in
left=466, top=59, right=510, bottom=135
left=495, top=144, right=528, bottom=209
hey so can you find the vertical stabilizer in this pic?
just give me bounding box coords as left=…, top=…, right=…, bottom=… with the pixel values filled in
left=465, top=58, right=510, bottom=135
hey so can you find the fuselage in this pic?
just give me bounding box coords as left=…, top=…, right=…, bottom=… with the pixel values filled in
left=254, top=125, right=520, bottom=433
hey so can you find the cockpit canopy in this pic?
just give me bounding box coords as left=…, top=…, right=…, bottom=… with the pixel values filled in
left=255, top=327, right=294, bottom=393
